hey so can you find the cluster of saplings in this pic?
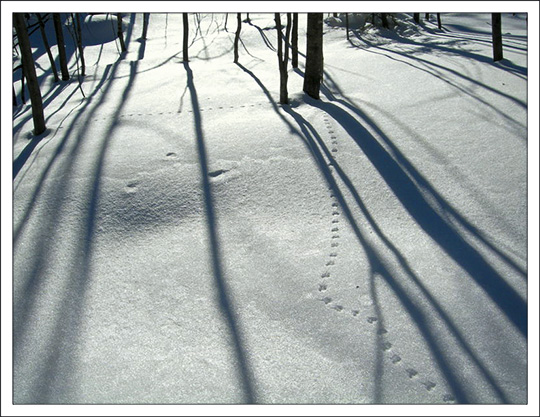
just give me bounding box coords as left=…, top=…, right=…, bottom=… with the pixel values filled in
left=13, top=12, right=506, bottom=137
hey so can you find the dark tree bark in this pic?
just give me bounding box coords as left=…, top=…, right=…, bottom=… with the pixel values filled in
left=36, top=13, right=59, bottom=82
left=53, top=13, right=70, bottom=80
left=20, top=63, right=26, bottom=103
left=117, top=13, right=127, bottom=53
left=224, top=13, right=228, bottom=31
left=284, top=13, right=292, bottom=64
left=413, top=13, right=420, bottom=24
left=303, top=13, right=323, bottom=100
left=425, top=13, right=430, bottom=20
left=492, top=13, right=503, bottom=61
left=142, top=13, right=149, bottom=39
left=345, top=13, right=349, bottom=40
left=73, top=13, right=85, bottom=76
left=437, top=13, right=442, bottom=30
left=234, top=13, right=241, bottom=63
left=183, top=13, right=189, bottom=61
left=16, top=53, right=26, bottom=104
left=14, top=13, right=46, bottom=135
left=291, top=13, right=299, bottom=68
left=274, top=13, right=290, bottom=104
left=381, top=13, right=389, bottom=28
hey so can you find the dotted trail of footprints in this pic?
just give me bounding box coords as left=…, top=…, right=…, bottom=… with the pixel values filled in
left=93, top=100, right=456, bottom=403
left=91, top=102, right=267, bottom=122
left=317, top=113, right=456, bottom=404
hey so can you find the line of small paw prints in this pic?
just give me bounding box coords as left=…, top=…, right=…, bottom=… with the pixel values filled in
left=317, top=113, right=456, bottom=404
left=91, top=102, right=269, bottom=122
left=365, top=315, right=456, bottom=403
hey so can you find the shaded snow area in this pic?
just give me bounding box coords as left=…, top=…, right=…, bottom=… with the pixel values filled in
left=7, top=10, right=538, bottom=411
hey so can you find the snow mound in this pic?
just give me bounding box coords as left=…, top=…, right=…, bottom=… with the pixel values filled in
left=325, top=13, right=424, bottom=37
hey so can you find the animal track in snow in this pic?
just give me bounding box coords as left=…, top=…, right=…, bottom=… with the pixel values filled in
left=391, top=354, right=402, bottom=364
left=90, top=102, right=269, bottom=122
left=125, top=181, right=139, bottom=193
left=208, top=168, right=229, bottom=178
left=316, top=111, right=454, bottom=403
left=382, top=341, right=392, bottom=351
left=422, top=381, right=437, bottom=391
left=443, top=394, right=456, bottom=403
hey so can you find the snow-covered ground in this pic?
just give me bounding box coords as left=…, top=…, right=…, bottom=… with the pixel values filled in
left=3, top=4, right=539, bottom=415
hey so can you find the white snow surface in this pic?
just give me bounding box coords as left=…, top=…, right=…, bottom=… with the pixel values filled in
left=7, top=11, right=536, bottom=408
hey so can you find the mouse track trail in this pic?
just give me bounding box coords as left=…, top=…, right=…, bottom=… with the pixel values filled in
left=316, top=112, right=456, bottom=404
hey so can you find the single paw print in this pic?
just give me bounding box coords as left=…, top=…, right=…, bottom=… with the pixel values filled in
left=390, top=354, right=401, bottom=364
left=422, top=381, right=436, bottom=391
left=443, top=393, right=456, bottom=403
left=382, top=341, right=392, bottom=351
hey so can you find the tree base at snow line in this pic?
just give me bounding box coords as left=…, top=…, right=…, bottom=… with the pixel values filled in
left=14, top=13, right=46, bottom=135
left=183, top=13, right=189, bottom=62
left=492, top=13, right=503, bottom=62
left=303, top=13, right=323, bottom=100
left=234, top=13, right=241, bottom=63
left=53, top=13, right=70, bottom=80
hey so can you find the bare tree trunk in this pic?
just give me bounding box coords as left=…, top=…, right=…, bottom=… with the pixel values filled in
left=224, top=13, right=228, bottom=31
left=36, top=13, right=59, bottom=82
left=53, top=13, right=70, bottom=80
left=345, top=13, right=349, bottom=40
left=284, top=13, right=292, bottom=65
left=425, top=13, right=430, bottom=20
left=183, top=13, right=189, bottom=61
left=234, top=13, right=241, bottom=63
left=142, top=13, right=149, bottom=39
left=117, top=13, right=127, bottom=53
left=14, top=13, right=46, bottom=135
left=18, top=55, right=26, bottom=103
left=381, top=13, right=389, bottom=28
left=437, top=13, right=442, bottom=30
left=275, top=13, right=289, bottom=104
left=413, top=13, right=420, bottom=24
left=291, top=13, right=299, bottom=68
left=74, top=13, right=85, bottom=76
left=492, top=13, right=503, bottom=61
left=303, top=13, right=323, bottom=100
